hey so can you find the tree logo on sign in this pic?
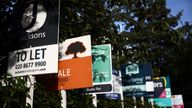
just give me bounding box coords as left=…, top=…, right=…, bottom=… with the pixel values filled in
left=65, top=41, right=86, bottom=59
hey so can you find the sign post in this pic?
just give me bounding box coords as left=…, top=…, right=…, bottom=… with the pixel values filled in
left=92, top=93, right=97, bottom=107
left=26, top=75, right=35, bottom=108
left=61, top=90, right=67, bottom=108
left=8, top=0, right=60, bottom=107
left=133, top=96, right=136, bottom=108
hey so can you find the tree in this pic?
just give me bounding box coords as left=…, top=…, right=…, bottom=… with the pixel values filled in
left=1, top=0, right=192, bottom=107
left=33, top=82, right=62, bottom=108
left=0, top=75, right=29, bottom=108
left=167, top=22, right=192, bottom=107
left=108, top=0, right=192, bottom=106
left=109, top=0, right=182, bottom=69
left=0, top=0, right=16, bottom=76
left=65, top=41, right=86, bottom=58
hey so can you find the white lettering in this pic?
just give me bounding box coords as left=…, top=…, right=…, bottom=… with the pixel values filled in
left=28, top=32, right=46, bottom=39
left=154, top=82, right=163, bottom=88
left=58, top=69, right=71, bottom=77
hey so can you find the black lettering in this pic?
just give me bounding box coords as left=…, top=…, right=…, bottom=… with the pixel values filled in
left=16, top=52, right=21, bottom=62
left=30, top=50, right=34, bottom=60
left=41, top=48, right=46, bottom=59
left=21, top=51, right=27, bottom=61
left=35, top=49, right=40, bottom=59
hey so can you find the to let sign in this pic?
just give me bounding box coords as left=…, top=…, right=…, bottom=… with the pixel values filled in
left=8, top=45, right=58, bottom=76
left=7, top=0, right=60, bottom=77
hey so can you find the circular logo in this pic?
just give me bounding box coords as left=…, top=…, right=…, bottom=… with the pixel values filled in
left=21, top=3, right=47, bottom=33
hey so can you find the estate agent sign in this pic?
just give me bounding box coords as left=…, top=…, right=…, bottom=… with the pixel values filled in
left=37, top=35, right=93, bottom=90
left=121, top=64, right=146, bottom=97
left=8, top=0, right=60, bottom=77
left=84, top=44, right=113, bottom=93
left=57, top=35, right=92, bottom=90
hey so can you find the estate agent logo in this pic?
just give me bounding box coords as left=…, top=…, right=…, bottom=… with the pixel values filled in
left=21, top=3, right=47, bottom=33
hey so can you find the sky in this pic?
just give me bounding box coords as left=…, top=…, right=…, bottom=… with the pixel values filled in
left=116, top=0, right=192, bottom=32
left=166, top=0, right=192, bottom=25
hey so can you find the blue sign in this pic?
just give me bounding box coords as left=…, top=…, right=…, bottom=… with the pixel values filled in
left=97, top=93, right=121, bottom=100
left=141, top=63, right=154, bottom=98
left=121, top=64, right=146, bottom=97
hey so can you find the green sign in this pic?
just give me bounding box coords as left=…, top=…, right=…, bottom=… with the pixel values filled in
left=92, top=44, right=112, bottom=84
left=84, top=44, right=113, bottom=94
left=148, top=98, right=172, bottom=107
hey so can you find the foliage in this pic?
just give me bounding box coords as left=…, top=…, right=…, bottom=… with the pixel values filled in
left=0, top=74, right=29, bottom=108
left=33, top=82, right=62, bottom=108
left=1, top=0, right=192, bottom=107
left=66, top=90, right=95, bottom=108
left=97, top=97, right=160, bottom=108
left=109, top=0, right=183, bottom=71
left=59, top=0, right=117, bottom=43
left=97, top=98, right=122, bottom=108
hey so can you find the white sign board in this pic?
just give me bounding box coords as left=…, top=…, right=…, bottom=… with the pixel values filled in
left=172, top=95, right=184, bottom=108
left=8, top=44, right=58, bottom=76
left=146, top=81, right=154, bottom=92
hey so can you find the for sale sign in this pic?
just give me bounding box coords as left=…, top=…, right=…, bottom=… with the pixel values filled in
left=57, top=35, right=92, bottom=90
left=37, top=35, right=93, bottom=90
